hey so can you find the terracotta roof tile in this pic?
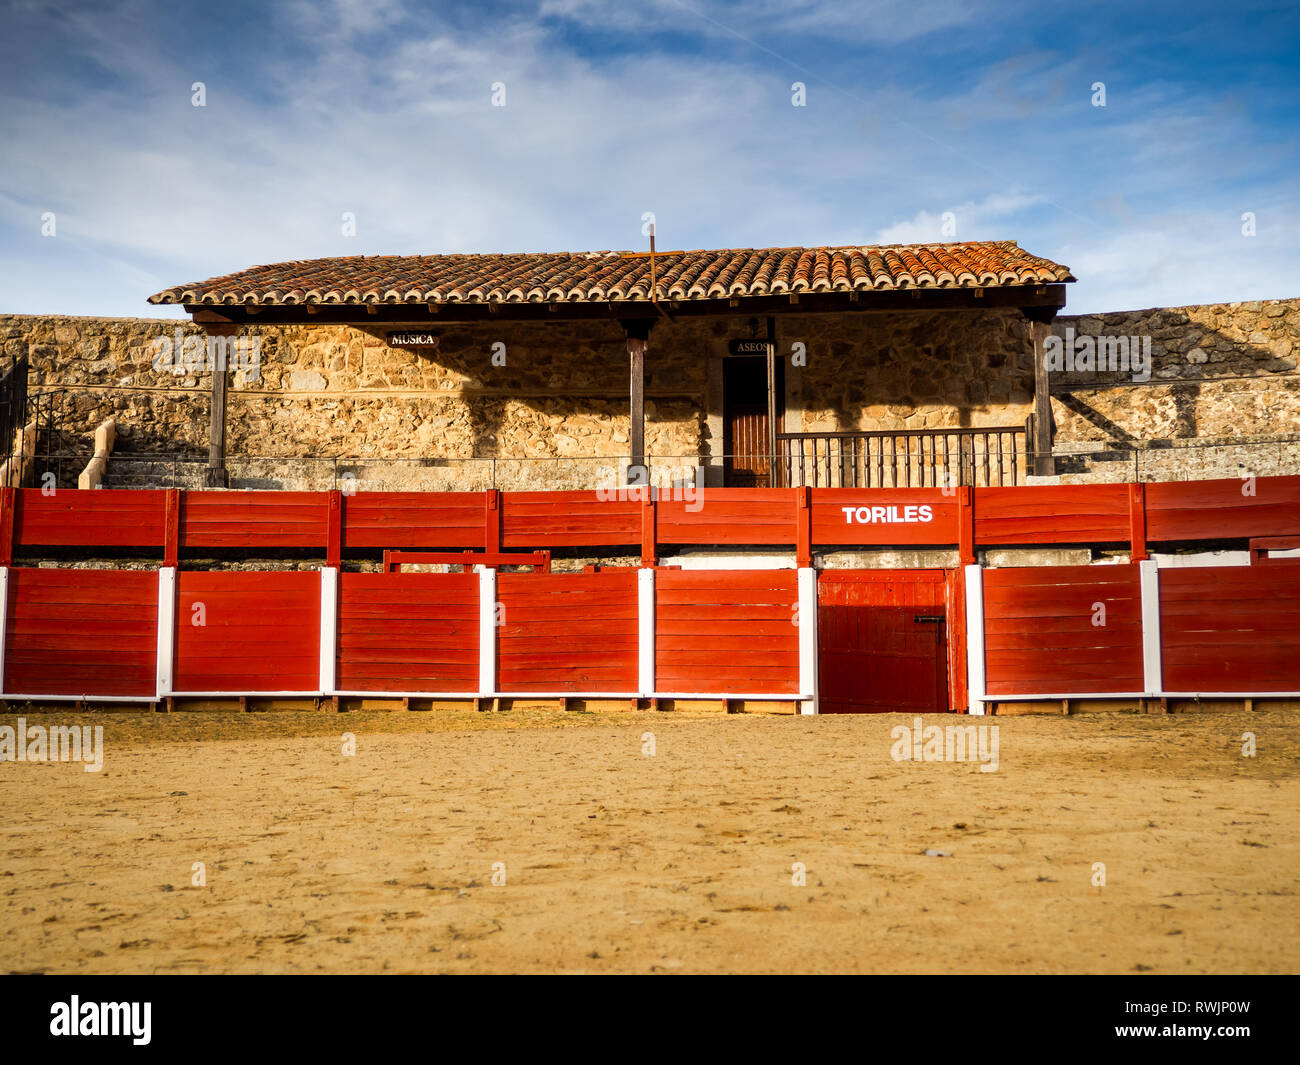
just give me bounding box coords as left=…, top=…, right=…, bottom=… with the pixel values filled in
left=148, top=241, right=1073, bottom=307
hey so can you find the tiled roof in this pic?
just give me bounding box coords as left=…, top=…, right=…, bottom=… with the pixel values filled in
left=148, top=241, right=1073, bottom=307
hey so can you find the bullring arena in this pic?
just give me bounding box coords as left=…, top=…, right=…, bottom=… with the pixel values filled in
left=2, top=709, right=1297, bottom=975
left=2, top=244, right=1299, bottom=976
left=0, top=477, right=1297, bottom=975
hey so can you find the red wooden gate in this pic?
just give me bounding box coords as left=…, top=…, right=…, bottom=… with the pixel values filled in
left=818, top=570, right=951, bottom=714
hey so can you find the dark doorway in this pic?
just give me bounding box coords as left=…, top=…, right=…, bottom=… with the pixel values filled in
left=723, top=355, right=783, bottom=487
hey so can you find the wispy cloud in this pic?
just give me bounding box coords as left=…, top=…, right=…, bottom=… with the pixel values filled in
left=0, top=0, right=1295, bottom=316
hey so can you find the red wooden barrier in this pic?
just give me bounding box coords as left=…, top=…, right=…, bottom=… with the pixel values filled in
left=3, top=568, right=156, bottom=697
left=337, top=572, right=478, bottom=692
left=14, top=489, right=166, bottom=548
left=8, top=477, right=1300, bottom=560
left=502, top=491, right=640, bottom=548
left=342, top=491, right=485, bottom=550
left=173, top=571, right=320, bottom=692
left=1159, top=561, right=1300, bottom=692
left=983, top=564, right=1144, bottom=696
left=658, top=488, right=795, bottom=545
left=496, top=570, right=639, bottom=692
left=975, top=483, right=1130, bottom=545
left=655, top=569, right=799, bottom=694
left=1146, top=476, right=1300, bottom=543
left=182, top=492, right=327, bottom=550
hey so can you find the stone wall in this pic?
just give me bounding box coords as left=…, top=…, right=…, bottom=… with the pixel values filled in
left=0, top=309, right=1034, bottom=488
left=3, top=296, right=1296, bottom=489
left=1050, top=297, right=1300, bottom=441
left=1046, top=297, right=1300, bottom=481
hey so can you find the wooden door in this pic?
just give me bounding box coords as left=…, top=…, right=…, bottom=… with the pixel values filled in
left=818, top=570, right=951, bottom=714
left=723, top=356, right=782, bottom=487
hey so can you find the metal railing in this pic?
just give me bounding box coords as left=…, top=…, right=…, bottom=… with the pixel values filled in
left=33, top=433, right=1300, bottom=494
left=776, top=426, right=1027, bottom=488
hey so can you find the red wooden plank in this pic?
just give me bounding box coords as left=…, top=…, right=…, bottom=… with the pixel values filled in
left=14, top=489, right=167, bottom=548
left=164, top=489, right=180, bottom=566
left=1159, top=563, right=1300, bottom=691
left=326, top=490, right=342, bottom=567
left=982, top=564, right=1143, bottom=695
left=958, top=486, right=974, bottom=565
left=659, top=489, right=796, bottom=545
left=0, top=487, right=14, bottom=565
left=485, top=490, right=501, bottom=552
left=495, top=570, right=639, bottom=692
left=1146, top=476, right=1300, bottom=542
left=641, top=495, right=657, bottom=567
left=945, top=566, right=967, bottom=711
left=501, top=491, right=640, bottom=548
left=974, top=483, right=1130, bottom=545
left=173, top=571, right=320, bottom=692
left=341, top=492, right=487, bottom=550
left=181, top=493, right=328, bottom=550
left=4, top=568, right=157, bottom=696
left=1128, top=483, right=1147, bottom=562
left=655, top=569, right=799, bottom=695
left=795, top=487, right=812, bottom=565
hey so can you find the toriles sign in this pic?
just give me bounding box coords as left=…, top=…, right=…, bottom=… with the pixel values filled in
left=842, top=504, right=935, bottom=524
left=810, top=489, right=958, bottom=545
left=387, top=331, right=441, bottom=349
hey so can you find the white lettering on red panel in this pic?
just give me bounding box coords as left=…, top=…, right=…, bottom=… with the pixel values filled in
left=841, top=505, right=934, bottom=524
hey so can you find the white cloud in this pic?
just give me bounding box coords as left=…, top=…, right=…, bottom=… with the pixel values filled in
left=874, top=192, right=1049, bottom=245
left=0, top=0, right=1294, bottom=318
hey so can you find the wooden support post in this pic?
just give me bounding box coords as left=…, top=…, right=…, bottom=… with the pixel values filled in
left=640, top=493, right=657, bottom=567
left=797, top=566, right=818, bottom=715
left=620, top=319, right=654, bottom=482
left=163, top=488, right=180, bottom=568
left=0, top=486, right=14, bottom=566
left=1024, top=311, right=1056, bottom=477
left=1139, top=559, right=1162, bottom=696
left=795, top=486, right=811, bottom=566
left=319, top=566, right=338, bottom=696
left=203, top=326, right=236, bottom=489
left=484, top=490, right=501, bottom=553
left=478, top=566, right=497, bottom=698
left=766, top=317, right=778, bottom=487
left=156, top=567, right=176, bottom=701
left=629, top=338, right=646, bottom=477
left=638, top=567, right=655, bottom=697
left=964, top=564, right=986, bottom=716
left=1128, top=482, right=1147, bottom=562
left=327, top=489, right=343, bottom=568
left=957, top=485, right=975, bottom=565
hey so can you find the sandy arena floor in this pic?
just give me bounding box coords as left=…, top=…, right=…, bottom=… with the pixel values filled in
left=1, top=708, right=1296, bottom=974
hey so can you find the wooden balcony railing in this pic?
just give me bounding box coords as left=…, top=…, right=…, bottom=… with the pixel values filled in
left=776, top=425, right=1027, bottom=488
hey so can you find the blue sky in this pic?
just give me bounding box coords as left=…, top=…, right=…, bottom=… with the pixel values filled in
left=0, top=0, right=1297, bottom=316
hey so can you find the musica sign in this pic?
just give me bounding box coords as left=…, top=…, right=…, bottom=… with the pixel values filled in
left=387, top=331, right=441, bottom=349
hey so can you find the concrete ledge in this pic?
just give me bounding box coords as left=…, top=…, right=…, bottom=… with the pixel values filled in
left=77, top=417, right=117, bottom=489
